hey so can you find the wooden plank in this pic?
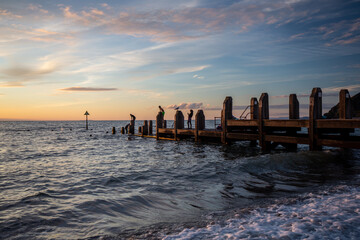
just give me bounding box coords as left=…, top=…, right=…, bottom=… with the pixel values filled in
left=177, top=129, right=195, bottom=135
left=227, top=133, right=259, bottom=141
left=227, top=119, right=258, bottom=127
left=158, top=128, right=175, bottom=134
left=199, top=130, right=222, bottom=138
left=265, top=135, right=309, bottom=145
left=264, top=120, right=308, bottom=128
left=316, top=119, right=360, bottom=129
left=317, top=139, right=360, bottom=149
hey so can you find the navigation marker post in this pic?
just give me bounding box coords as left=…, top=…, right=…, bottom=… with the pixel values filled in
left=84, top=111, right=90, bottom=130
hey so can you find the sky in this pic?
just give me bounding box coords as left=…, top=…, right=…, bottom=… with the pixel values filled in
left=0, top=0, right=359, bottom=120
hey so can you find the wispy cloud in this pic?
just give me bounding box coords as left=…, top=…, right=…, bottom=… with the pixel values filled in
left=166, top=102, right=203, bottom=109
left=60, top=87, right=118, bottom=92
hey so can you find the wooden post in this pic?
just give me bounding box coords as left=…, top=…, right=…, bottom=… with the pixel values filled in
left=289, top=94, right=299, bottom=119
left=250, top=97, right=258, bottom=147
left=339, top=89, right=352, bottom=119
left=174, top=110, right=184, bottom=140
left=84, top=111, right=90, bottom=130
left=143, top=120, right=148, bottom=135
left=163, top=120, right=167, bottom=128
left=259, top=93, right=270, bottom=152
left=195, top=110, right=205, bottom=142
left=156, top=112, right=163, bottom=140
left=138, top=126, right=142, bottom=135
left=221, top=97, right=232, bottom=144
left=121, top=127, right=125, bottom=134
left=130, top=119, right=135, bottom=134
left=309, top=87, right=322, bottom=151
left=148, top=120, right=153, bottom=135
left=112, top=127, right=116, bottom=134
left=250, top=97, right=258, bottom=120
left=287, top=94, right=299, bottom=151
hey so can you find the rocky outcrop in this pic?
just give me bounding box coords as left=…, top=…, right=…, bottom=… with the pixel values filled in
left=324, top=92, right=360, bottom=119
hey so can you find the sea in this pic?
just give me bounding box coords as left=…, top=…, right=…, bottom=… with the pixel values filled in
left=0, top=120, right=359, bottom=240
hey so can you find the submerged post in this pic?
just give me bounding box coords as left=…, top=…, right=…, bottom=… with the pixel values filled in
left=195, top=110, right=205, bottom=142
left=287, top=94, right=299, bottom=151
left=174, top=110, right=184, bottom=140
left=339, top=89, right=352, bottom=119
left=121, top=127, right=125, bottom=134
left=84, top=111, right=90, bottom=130
left=259, top=93, right=270, bottom=152
left=156, top=112, right=163, bottom=140
left=221, top=97, right=232, bottom=144
left=112, top=127, right=116, bottom=134
left=309, top=87, right=322, bottom=151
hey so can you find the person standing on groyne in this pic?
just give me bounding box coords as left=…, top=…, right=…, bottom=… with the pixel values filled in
left=187, top=109, right=193, bottom=129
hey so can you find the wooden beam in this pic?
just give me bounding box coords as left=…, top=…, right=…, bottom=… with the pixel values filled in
left=287, top=94, right=299, bottom=151
left=227, top=133, right=259, bottom=141
left=316, top=119, right=360, bottom=129
left=264, top=119, right=308, bottom=128
left=227, top=119, right=258, bottom=127
left=309, top=87, right=322, bottom=151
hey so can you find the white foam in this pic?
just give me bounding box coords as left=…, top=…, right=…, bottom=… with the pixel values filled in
left=162, top=186, right=360, bottom=239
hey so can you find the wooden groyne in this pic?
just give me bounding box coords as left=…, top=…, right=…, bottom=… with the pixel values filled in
left=130, top=88, right=360, bottom=151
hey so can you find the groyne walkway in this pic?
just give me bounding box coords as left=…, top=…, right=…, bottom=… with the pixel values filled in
left=124, top=88, right=360, bottom=151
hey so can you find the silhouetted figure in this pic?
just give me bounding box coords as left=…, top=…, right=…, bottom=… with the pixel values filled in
left=159, top=106, right=165, bottom=117
left=187, top=109, right=193, bottom=129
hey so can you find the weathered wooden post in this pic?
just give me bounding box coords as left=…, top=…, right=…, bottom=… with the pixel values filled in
left=221, top=97, right=232, bottom=144
left=156, top=112, right=163, bottom=140
left=138, top=126, right=142, bottom=135
left=121, top=127, right=125, bottom=134
left=163, top=120, right=167, bottom=128
left=309, top=87, right=322, bottom=151
left=250, top=97, right=258, bottom=146
left=143, top=120, right=148, bottom=135
left=148, top=120, right=153, bottom=135
left=250, top=97, right=258, bottom=120
left=287, top=94, right=299, bottom=151
left=129, top=119, right=135, bottom=134
left=259, top=93, right=270, bottom=152
left=174, top=110, right=184, bottom=140
left=112, top=127, right=116, bottom=134
left=195, top=110, right=205, bottom=142
left=339, top=89, right=352, bottom=119
left=84, top=111, right=90, bottom=130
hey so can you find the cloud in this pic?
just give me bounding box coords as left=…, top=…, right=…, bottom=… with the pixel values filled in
left=60, top=87, right=118, bottom=92
left=166, top=102, right=203, bottom=109
left=193, top=74, right=205, bottom=79
left=28, top=4, right=49, bottom=14
left=167, top=65, right=210, bottom=74
left=0, top=8, right=22, bottom=19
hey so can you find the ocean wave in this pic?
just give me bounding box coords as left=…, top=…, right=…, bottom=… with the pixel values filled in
left=162, top=186, right=360, bottom=240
